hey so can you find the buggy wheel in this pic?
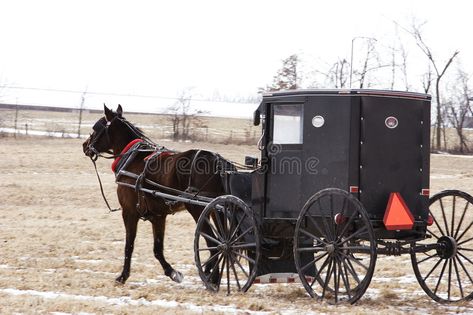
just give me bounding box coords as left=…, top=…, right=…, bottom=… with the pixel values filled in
left=411, top=190, right=473, bottom=303
left=294, top=188, right=377, bottom=304
left=194, top=195, right=260, bottom=294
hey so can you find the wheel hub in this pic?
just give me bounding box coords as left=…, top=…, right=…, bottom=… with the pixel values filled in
left=218, top=243, right=230, bottom=253
left=326, top=243, right=336, bottom=254
left=437, top=236, right=457, bottom=259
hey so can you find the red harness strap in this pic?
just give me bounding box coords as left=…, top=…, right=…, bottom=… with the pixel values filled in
left=111, top=139, right=143, bottom=172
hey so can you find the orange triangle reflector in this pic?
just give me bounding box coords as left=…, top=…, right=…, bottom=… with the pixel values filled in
left=383, top=192, right=414, bottom=230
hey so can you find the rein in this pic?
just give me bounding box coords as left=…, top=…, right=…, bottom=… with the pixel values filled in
left=90, top=156, right=122, bottom=213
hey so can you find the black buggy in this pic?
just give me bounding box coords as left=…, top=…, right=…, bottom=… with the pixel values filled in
left=192, top=89, right=473, bottom=304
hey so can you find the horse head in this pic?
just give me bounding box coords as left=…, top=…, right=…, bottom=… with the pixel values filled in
left=83, top=104, right=135, bottom=160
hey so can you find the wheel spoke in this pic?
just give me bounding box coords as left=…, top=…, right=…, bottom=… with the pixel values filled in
left=340, top=256, right=352, bottom=300
left=433, top=259, right=448, bottom=295
left=329, top=193, right=336, bottom=243
left=231, top=242, right=257, bottom=250
left=439, top=199, right=450, bottom=236
left=337, top=210, right=360, bottom=240
left=339, top=251, right=369, bottom=272
left=198, top=246, right=219, bottom=251
left=306, top=213, right=330, bottom=243
left=204, top=216, right=223, bottom=241
left=455, top=200, right=470, bottom=239
left=456, top=220, right=473, bottom=244
left=213, top=209, right=227, bottom=241
left=457, top=251, right=473, bottom=267
left=334, top=257, right=341, bottom=303
left=338, top=226, right=369, bottom=245
left=321, top=257, right=334, bottom=299
left=199, top=231, right=222, bottom=245
left=457, top=236, right=473, bottom=247
left=231, top=251, right=250, bottom=279
left=417, top=252, right=439, bottom=265
left=201, top=250, right=221, bottom=269
left=310, top=254, right=331, bottom=288
left=335, top=198, right=348, bottom=239
left=226, top=254, right=231, bottom=295
left=205, top=253, right=224, bottom=284
left=456, top=255, right=473, bottom=287
left=426, top=228, right=441, bottom=240
left=233, top=250, right=256, bottom=265
left=430, top=211, right=447, bottom=237
left=451, top=195, right=456, bottom=240
left=317, top=198, right=334, bottom=241
left=453, top=257, right=464, bottom=299
left=343, top=256, right=361, bottom=285
left=218, top=255, right=227, bottom=291
left=422, top=257, right=443, bottom=282
left=230, top=226, right=254, bottom=245
left=447, top=258, right=452, bottom=300
left=228, top=210, right=248, bottom=242
left=296, top=246, right=326, bottom=253
left=300, top=252, right=328, bottom=273
left=299, top=227, right=328, bottom=246
left=228, top=253, right=242, bottom=291
left=457, top=247, right=473, bottom=252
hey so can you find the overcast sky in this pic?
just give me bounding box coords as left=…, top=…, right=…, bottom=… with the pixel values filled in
left=0, top=0, right=471, bottom=117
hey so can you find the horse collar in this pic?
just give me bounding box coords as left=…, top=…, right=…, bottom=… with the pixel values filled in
left=111, top=139, right=143, bottom=173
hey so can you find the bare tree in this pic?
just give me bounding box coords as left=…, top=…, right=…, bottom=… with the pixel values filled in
left=410, top=22, right=460, bottom=150
left=446, top=68, right=472, bottom=153
left=167, top=88, right=207, bottom=141
left=319, top=58, right=349, bottom=88
left=265, top=54, right=299, bottom=91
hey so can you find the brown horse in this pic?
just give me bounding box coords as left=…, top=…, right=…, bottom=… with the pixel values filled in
left=83, top=105, right=232, bottom=284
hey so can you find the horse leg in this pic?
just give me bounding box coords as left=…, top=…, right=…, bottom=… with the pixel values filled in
left=151, top=215, right=184, bottom=283
left=116, top=211, right=139, bottom=284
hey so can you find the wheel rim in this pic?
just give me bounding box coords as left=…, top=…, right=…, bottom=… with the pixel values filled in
left=294, top=188, right=377, bottom=304
left=411, top=190, right=473, bottom=302
left=194, top=195, right=260, bottom=294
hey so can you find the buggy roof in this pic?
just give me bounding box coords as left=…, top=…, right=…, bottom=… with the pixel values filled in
left=258, top=89, right=431, bottom=113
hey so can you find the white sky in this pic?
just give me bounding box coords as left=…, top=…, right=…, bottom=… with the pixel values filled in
left=0, top=0, right=472, bottom=117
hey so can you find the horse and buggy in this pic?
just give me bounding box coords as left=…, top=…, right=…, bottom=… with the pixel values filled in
left=83, top=89, right=473, bottom=304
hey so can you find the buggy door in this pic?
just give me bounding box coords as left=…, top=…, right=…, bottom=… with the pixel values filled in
left=265, top=103, right=304, bottom=218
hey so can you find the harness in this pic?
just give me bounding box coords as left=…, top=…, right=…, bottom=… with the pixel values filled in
left=86, top=115, right=237, bottom=220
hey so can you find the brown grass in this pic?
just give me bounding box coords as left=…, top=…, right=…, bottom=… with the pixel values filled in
left=1, top=136, right=473, bottom=314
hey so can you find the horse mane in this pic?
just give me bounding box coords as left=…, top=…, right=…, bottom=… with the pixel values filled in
left=120, top=117, right=156, bottom=146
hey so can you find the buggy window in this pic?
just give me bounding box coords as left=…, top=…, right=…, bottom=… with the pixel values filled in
left=272, top=104, right=303, bottom=144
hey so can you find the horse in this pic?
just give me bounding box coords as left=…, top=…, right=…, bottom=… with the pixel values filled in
left=82, top=104, right=232, bottom=284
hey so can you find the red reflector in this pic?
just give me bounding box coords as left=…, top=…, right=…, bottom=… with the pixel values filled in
left=383, top=192, right=415, bottom=230
left=421, top=189, right=430, bottom=196
left=350, top=186, right=359, bottom=193
left=334, top=213, right=347, bottom=225
left=427, top=215, right=434, bottom=226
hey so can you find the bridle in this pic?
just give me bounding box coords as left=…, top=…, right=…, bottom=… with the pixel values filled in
left=86, top=117, right=117, bottom=161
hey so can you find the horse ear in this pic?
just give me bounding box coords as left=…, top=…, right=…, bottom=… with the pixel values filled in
left=117, top=104, right=123, bottom=117
left=104, top=104, right=114, bottom=121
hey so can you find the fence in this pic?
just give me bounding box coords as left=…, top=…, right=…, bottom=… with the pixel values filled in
left=0, top=107, right=261, bottom=145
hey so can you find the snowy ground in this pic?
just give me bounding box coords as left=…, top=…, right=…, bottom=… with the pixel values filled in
left=1, top=137, right=473, bottom=314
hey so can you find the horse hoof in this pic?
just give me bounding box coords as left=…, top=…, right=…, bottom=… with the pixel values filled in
left=170, top=270, right=184, bottom=283
left=115, top=275, right=127, bottom=284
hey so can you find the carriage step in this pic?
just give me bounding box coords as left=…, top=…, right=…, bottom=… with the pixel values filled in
left=253, top=273, right=313, bottom=284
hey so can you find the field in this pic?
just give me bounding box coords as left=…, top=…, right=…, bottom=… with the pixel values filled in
left=1, top=134, right=473, bottom=314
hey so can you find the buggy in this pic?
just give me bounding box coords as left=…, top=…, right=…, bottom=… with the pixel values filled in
left=193, top=89, right=473, bottom=303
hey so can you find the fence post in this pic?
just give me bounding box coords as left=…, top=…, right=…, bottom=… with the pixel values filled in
left=25, top=123, right=28, bottom=135
left=14, top=105, right=19, bottom=138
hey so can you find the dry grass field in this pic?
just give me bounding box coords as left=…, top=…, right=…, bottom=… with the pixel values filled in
left=1, top=133, right=473, bottom=314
